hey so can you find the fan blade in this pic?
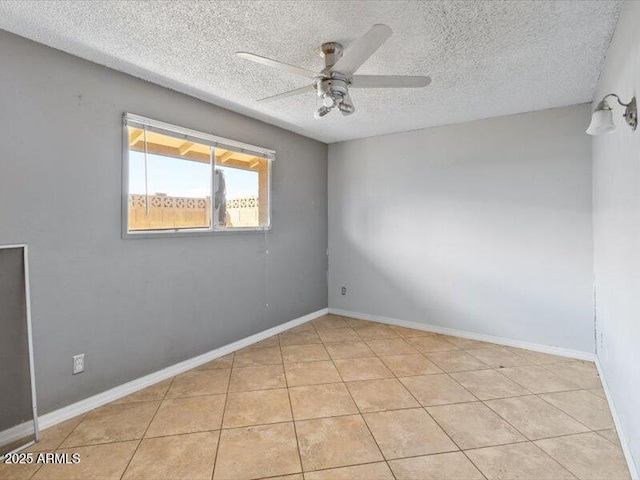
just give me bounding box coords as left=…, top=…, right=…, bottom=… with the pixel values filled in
left=351, top=75, right=431, bottom=88
left=258, top=85, right=315, bottom=102
left=329, top=24, right=393, bottom=75
left=236, top=52, right=318, bottom=79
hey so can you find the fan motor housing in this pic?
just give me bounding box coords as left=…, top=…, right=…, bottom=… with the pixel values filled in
left=316, top=75, right=349, bottom=98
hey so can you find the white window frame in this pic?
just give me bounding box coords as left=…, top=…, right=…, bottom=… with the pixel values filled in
left=121, top=113, right=274, bottom=239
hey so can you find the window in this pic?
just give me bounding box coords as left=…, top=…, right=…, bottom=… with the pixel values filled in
left=123, top=114, right=273, bottom=237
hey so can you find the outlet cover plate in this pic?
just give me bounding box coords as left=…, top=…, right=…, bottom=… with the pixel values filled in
left=73, top=354, right=85, bottom=375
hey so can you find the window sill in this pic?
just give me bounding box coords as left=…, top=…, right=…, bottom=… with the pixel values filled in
left=122, top=226, right=271, bottom=240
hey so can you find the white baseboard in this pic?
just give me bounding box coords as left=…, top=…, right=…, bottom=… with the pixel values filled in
left=34, top=308, right=327, bottom=432
left=0, top=421, right=35, bottom=449
left=595, top=358, right=639, bottom=480
left=329, top=308, right=595, bottom=362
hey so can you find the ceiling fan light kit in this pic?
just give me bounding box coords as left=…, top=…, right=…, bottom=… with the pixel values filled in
left=237, top=24, right=431, bottom=119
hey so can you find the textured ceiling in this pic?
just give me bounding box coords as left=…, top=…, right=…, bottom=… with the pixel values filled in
left=0, top=1, right=622, bottom=143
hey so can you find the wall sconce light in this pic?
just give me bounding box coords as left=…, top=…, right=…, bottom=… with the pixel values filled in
left=586, top=94, right=637, bottom=135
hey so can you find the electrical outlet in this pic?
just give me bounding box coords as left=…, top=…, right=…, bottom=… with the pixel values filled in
left=341, top=286, right=347, bottom=296
left=73, top=354, right=85, bottom=375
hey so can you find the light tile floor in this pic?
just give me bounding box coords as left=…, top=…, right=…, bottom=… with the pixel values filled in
left=1, top=315, right=631, bottom=480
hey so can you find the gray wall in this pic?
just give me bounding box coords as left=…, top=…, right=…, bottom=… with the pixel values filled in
left=329, top=104, right=594, bottom=353
left=0, top=31, right=327, bottom=414
left=591, top=0, right=640, bottom=472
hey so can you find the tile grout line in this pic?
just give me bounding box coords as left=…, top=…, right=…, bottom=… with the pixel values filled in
left=119, top=375, right=176, bottom=480
left=355, top=323, right=485, bottom=412
left=349, top=317, right=510, bottom=479
left=280, top=333, right=305, bottom=478
left=417, top=400, right=491, bottom=480
left=593, top=428, right=624, bottom=447
left=30, top=391, right=169, bottom=478
left=533, top=390, right=608, bottom=433
left=210, top=352, right=234, bottom=480
left=462, top=439, right=579, bottom=479
left=41, top=428, right=225, bottom=451
left=321, top=316, right=397, bottom=480
left=373, top=345, right=484, bottom=478
left=25, top=409, right=92, bottom=479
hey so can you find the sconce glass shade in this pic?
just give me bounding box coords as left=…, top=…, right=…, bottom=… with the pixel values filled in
left=586, top=103, right=615, bottom=135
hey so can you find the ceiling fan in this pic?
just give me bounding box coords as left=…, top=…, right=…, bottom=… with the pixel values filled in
left=236, top=24, right=431, bottom=118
